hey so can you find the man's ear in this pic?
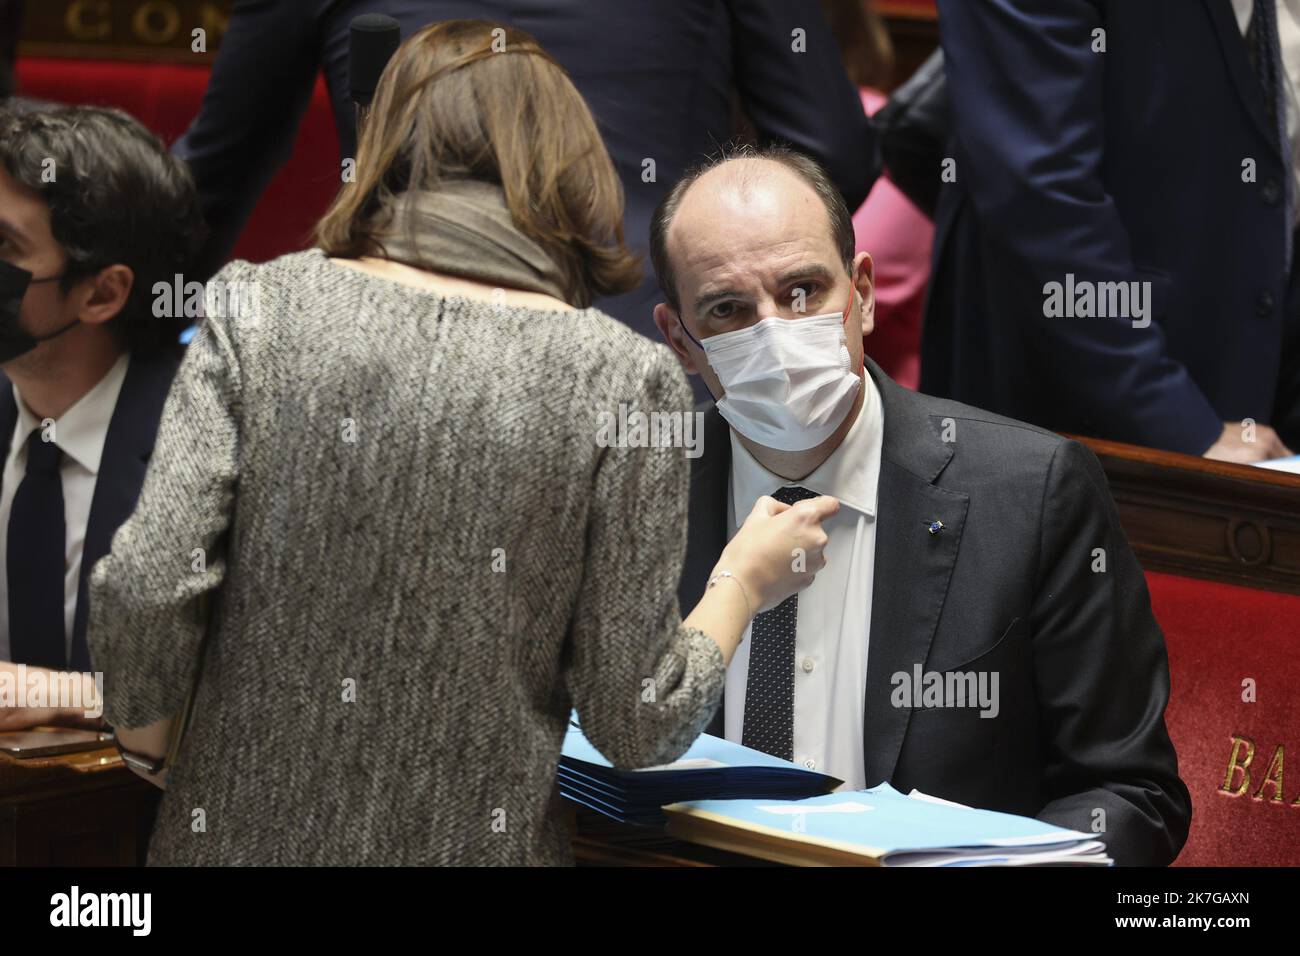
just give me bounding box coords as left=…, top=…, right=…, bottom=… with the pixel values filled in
left=852, top=251, right=875, bottom=338
left=75, top=264, right=134, bottom=327
left=653, top=301, right=701, bottom=375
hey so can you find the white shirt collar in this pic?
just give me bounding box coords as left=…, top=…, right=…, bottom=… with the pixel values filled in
left=12, top=352, right=131, bottom=475
left=729, top=372, right=884, bottom=520
left=1231, top=0, right=1252, bottom=34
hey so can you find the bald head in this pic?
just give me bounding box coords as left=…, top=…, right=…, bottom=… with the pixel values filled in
left=649, top=145, right=856, bottom=313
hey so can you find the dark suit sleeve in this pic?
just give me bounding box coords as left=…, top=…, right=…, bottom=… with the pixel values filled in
left=1029, top=438, right=1192, bottom=865
left=172, top=0, right=324, bottom=280
left=727, top=0, right=879, bottom=209
left=936, top=0, right=1223, bottom=454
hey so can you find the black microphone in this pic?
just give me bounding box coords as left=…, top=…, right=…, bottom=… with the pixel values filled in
left=349, top=13, right=402, bottom=124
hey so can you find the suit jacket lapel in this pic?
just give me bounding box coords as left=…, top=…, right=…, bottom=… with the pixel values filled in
left=70, top=351, right=180, bottom=671
left=682, top=361, right=972, bottom=759
left=0, top=376, right=15, bottom=472
left=680, top=403, right=731, bottom=613
left=861, top=357, right=969, bottom=787
left=1202, top=0, right=1280, bottom=153
left=680, top=402, right=731, bottom=738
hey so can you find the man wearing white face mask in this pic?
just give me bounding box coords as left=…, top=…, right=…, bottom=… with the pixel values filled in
left=649, top=145, right=1192, bottom=867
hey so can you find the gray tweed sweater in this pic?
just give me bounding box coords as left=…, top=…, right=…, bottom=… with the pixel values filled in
left=87, top=247, right=726, bottom=865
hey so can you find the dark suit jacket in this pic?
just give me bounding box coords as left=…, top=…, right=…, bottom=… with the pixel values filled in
left=923, top=0, right=1298, bottom=455
left=679, top=357, right=1193, bottom=866
left=0, top=0, right=20, bottom=101
left=173, top=0, right=879, bottom=341
left=0, top=350, right=180, bottom=671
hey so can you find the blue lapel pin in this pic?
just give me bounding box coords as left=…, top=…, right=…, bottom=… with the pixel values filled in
left=927, top=519, right=944, bottom=535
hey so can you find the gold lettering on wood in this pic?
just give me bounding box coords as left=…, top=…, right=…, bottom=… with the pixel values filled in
left=65, top=0, right=111, bottom=40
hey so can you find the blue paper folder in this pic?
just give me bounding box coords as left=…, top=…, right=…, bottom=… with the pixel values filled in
left=559, top=713, right=841, bottom=826
left=664, top=784, right=1112, bottom=866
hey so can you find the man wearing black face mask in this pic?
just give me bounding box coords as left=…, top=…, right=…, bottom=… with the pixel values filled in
left=0, top=266, right=78, bottom=352
left=0, top=106, right=205, bottom=731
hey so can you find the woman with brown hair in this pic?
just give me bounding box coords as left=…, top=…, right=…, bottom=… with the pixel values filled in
left=85, top=20, right=837, bottom=865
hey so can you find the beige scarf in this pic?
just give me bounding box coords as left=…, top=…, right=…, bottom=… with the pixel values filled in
left=373, top=179, right=570, bottom=303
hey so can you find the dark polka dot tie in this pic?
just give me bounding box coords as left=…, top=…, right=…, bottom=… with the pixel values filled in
left=741, top=484, right=820, bottom=762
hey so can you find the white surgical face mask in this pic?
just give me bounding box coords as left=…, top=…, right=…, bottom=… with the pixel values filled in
left=685, top=294, right=862, bottom=452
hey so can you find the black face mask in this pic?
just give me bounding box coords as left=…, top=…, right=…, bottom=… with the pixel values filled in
left=0, top=258, right=79, bottom=364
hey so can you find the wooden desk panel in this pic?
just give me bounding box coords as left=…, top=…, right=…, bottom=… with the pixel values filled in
left=1078, top=437, right=1300, bottom=595
left=0, top=744, right=161, bottom=866
left=567, top=804, right=781, bottom=867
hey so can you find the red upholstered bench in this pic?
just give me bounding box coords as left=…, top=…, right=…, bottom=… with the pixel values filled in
left=14, top=56, right=340, bottom=267
left=1146, top=571, right=1300, bottom=866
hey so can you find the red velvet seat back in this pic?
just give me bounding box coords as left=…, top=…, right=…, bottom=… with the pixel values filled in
left=1146, top=571, right=1300, bottom=866
left=14, top=57, right=339, bottom=267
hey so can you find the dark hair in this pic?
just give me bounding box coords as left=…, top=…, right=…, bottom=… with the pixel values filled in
left=0, top=104, right=207, bottom=354
left=649, top=143, right=856, bottom=312
left=316, top=19, right=641, bottom=308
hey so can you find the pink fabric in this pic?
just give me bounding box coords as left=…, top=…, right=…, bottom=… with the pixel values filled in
left=853, top=87, right=934, bottom=390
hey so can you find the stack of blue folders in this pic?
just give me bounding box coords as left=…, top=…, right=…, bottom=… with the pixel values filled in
left=663, top=786, right=1114, bottom=866
left=558, top=715, right=841, bottom=827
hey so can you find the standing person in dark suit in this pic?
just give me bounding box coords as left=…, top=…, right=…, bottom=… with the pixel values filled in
left=0, top=1, right=19, bottom=103
left=925, top=0, right=1300, bottom=461
left=0, top=106, right=204, bottom=729
left=0, top=0, right=48, bottom=115
left=173, top=0, right=878, bottom=342
left=0, top=1, right=52, bottom=116
left=649, top=145, right=1192, bottom=866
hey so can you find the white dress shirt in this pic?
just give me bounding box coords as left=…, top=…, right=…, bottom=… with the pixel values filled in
left=724, top=373, right=884, bottom=791
left=0, top=353, right=131, bottom=664
left=1232, top=0, right=1300, bottom=229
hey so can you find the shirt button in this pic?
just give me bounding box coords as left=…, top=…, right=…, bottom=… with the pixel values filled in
left=804, top=758, right=816, bottom=769
left=1263, top=178, right=1283, bottom=206
left=1257, top=290, right=1276, bottom=317
left=801, top=657, right=815, bottom=673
